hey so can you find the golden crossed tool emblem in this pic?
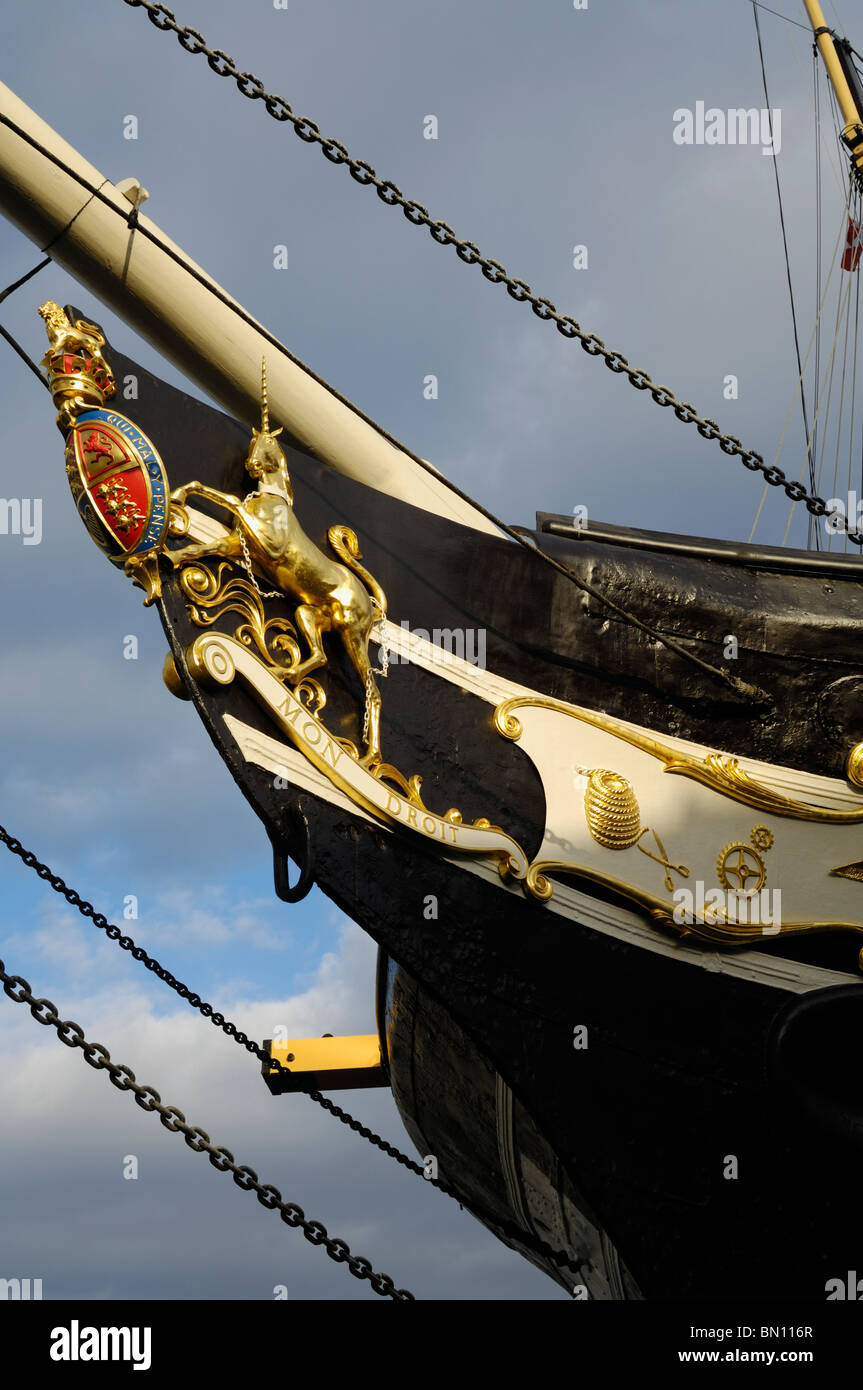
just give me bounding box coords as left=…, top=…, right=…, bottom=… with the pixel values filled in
left=636, top=827, right=690, bottom=892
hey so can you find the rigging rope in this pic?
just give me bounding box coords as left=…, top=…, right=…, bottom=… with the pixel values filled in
left=814, top=251, right=853, bottom=496
left=114, top=0, right=863, bottom=558
left=0, top=259, right=52, bottom=386
left=837, top=182, right=862, bottom=552
left=783, top=268, right=856, bottom=545
left=790, top=67, right=863, bottom=549
left=752, top=0, right=820, bottom=548
left=0, top=117, right=769, bottom=703
left=814, top=50, right=824, bottom=521
left=0, top=179, right=113, bottom=388
left=827, top=236, right=855, bottom=540
left=748, top=199, right=851, bottom=542
left=848, top=221, right=861, bottom=552
left=747, top=0, right=811, bottom=30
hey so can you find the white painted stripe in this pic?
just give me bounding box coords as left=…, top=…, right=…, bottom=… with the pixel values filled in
left=375, top=620, right=863, bottom=810
left=223, top=715, right=861, bottom=995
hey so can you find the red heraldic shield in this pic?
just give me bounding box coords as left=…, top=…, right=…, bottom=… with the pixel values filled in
left=64, top=408, right=170, bottom=564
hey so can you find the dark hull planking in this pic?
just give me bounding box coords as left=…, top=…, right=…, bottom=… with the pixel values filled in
left=71, top=315, right=863, bottom=1297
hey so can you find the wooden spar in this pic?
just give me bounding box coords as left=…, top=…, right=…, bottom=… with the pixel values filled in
left=0, top=79, right=502, bottom=537
left=803, top=0, right=863, bottom=176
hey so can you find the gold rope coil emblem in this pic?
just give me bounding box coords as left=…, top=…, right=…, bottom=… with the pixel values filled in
left=583, top=768, right=642, bottom=850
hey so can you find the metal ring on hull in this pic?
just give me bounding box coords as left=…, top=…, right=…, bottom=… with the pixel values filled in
left=269, top=806, right=316, bottom=904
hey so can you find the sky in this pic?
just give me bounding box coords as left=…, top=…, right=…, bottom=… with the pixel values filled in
left=0, top=0, right=859, bottom=1304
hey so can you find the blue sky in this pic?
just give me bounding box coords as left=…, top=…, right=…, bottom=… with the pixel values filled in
left=0, top=0, right=857, bottom=1301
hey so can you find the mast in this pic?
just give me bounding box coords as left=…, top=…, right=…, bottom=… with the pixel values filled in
left=0, top=80, right=502, bottom=538
left=803, top=0, right=863, bottom=182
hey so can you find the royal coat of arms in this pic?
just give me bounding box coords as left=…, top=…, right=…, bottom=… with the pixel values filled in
left=40, top=301, right=169, bottom=564
left=37, top=301, right=529, bottom=883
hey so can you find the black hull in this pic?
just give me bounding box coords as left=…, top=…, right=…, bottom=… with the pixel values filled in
left=72, top=316, right=863, bottom=1299
left=94, top=319, right=863, bottom=782
left=297, top=789, right=863, bottom=1301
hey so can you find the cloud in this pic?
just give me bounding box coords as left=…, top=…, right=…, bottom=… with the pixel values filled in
left=1, top=0, right=829, bottom=1303
left=0, top=915, right=562, bottom=1300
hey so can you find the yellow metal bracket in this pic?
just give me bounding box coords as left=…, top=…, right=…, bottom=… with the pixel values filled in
left=262, top=1034, right=388, bottom=1094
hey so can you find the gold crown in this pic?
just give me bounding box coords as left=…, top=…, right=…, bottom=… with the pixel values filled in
left=38, top=301, right=116, bottom=431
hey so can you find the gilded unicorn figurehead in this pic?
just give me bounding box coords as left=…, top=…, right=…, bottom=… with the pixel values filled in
left=164, top=355, right=388, bottom=766
left=245, top=358, right=293, bottom=503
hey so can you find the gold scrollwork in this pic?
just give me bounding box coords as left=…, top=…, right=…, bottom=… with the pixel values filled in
left=163, top=360, right=389, bottom=768
left=179, top=562, right=302, bottom=676
left=831, top=859, right=863, bottom=882
left=520, top=854, right=863, bottom=966
left=294, top=679, right=327, bottom=717
left=847, top=743, right=863, bottom=788
left=125, top=554, right=162, bottom=606
left=495, top=695, right=863, bottom=824
left=369, top=763, right=466, bottom=825
left=179, top=560, right=480, bottom=833
left=495, top=695, right=863, bottom=962
left=663, top=751, right=863, bottom=824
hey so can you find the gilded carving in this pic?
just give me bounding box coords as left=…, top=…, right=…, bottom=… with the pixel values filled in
left=166, top=361, right=388, bottom=767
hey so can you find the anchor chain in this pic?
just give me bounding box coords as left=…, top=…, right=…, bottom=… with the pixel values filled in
left=0, top=956, right=413, bottom=1300
left=122, top=0, right=863, bottom=546
left=0, top=824, right=585, bottom=1282
left=0, top=106, right=784, bottom=704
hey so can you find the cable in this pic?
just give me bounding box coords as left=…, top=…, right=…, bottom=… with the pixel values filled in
left=41, top=177, right=111, bottom=256
left=113, top=0, right=863, bottom=553
left=753, top=1, right=820, bottom=548
left=749, top=198, right=850, bottom=544
left=814, top=50, right=824, bottom=544
left=747, top=0, right=812, bottom=30
left=0, top=177, right=114, bottom=390
left=0, top=256, right=50, bottom=305
left=784, top=269, right=855, bottom=544
left=826, top=248, right=855, bottom=548
left=0, top=111, right=769, bottom=704
left=0, top=319, right=47, bottom=389
left=845, top=219, right=860, bottom=553
left=0, top=259, right=51, bottom=387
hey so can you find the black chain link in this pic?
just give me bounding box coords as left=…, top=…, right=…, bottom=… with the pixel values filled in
left=0, top=955, right=413, bottom=1300
left=121, top=0, right=863, bottom=547
left=0, top=115, right=781, bottom=706
left=0, top=825, right=584, bottom=1281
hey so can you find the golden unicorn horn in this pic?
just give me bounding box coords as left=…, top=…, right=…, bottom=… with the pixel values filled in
left=261, top=355, right=269, bottom=433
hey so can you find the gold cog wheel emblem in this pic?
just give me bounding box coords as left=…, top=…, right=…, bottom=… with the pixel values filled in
left=717, top=825, right=772, bottom=896
left=751, top=825, right=774, bottom=852
left=717, top=843, right=765, bottom=895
